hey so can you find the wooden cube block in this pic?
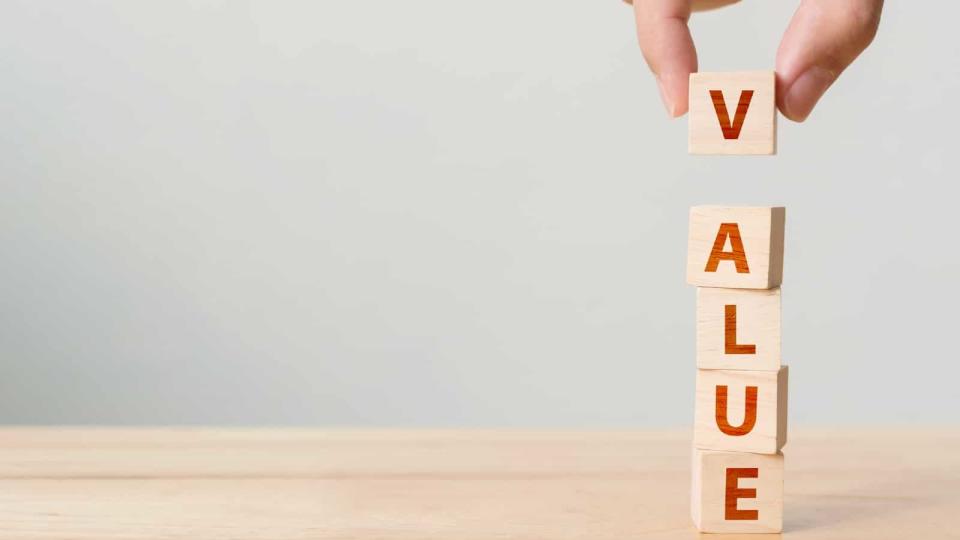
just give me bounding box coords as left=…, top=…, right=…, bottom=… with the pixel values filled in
left=686, top=206, right=785, bottom=289
left=688, top=71, right=776, bottom=155
left=694, top=366, right=788, bottom=454
left=697, top=287, right=781, bottom=371
left=691, top=448, right=784, bottom=533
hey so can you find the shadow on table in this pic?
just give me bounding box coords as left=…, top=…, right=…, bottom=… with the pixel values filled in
left=784, top=477, right=929, bottom=533
left=686, top=476, right=934, bottom=538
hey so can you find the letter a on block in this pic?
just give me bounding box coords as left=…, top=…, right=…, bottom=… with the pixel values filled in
left=704, top=223, right=750, bottom=274
left=691, top=449, right=783, bottom=533
left=688, top=71, right=776, bottom=154
left=687, top=206, right=785, bottom=289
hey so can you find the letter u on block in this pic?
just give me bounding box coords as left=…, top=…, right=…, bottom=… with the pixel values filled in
left=715, top=385, right=757, bottom=436
left=694, top=367, right=788, bottom=454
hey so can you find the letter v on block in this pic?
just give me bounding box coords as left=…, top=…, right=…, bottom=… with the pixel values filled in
left=710, top=90, right=753, bottom=139
left=688, top=71, right=776, bottom=155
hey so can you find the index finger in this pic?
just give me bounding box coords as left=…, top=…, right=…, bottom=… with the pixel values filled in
left=632, top=0, right=698, bottom=117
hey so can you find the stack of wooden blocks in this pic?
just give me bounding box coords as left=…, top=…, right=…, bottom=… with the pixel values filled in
left=686, top=71, right=787, bottom=534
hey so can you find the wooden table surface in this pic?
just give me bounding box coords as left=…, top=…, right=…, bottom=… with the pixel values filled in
left=1, top=428, right=958, bottom=539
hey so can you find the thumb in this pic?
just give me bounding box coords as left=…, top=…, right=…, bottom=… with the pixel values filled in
left=775, top=0, right=883, bottom=122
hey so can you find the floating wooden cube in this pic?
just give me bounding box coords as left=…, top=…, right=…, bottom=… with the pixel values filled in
left=686, top=206, right=785, bottom=289
left=689, top=71, right=776, bottom=155
left=694, top=366, right=788, bottom=454
left=691, top=448, right=784, bottom=533
left=697, top=287, right=781, bottom=371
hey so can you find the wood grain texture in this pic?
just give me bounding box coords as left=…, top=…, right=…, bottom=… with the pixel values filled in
left=689, top=71, right=776, bottom=155
left=1, top=428, right=959, bottom=539
left=697, top=287, right=781, bottom=371
left=695, top=367, right=788, bottom=454
left=692, top=448, right=784, bottom=533
left=687, top=206, right=785, bottom=289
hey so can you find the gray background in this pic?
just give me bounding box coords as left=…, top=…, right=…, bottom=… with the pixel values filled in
left=1, top=1, right=956, bottom=426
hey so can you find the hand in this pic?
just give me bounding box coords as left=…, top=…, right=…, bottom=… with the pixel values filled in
left=631, top=0, right=883, bottom=121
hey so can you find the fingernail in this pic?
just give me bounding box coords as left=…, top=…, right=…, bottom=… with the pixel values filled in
left=656, top=76, right=676, bottom=117
left=782, top=66, right=836, bottom=122
left=656, top=73, right=683, bottom=118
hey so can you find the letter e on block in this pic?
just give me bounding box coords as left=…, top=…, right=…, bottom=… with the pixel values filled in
left=691, top=448, right=783, bottom=533
left=689, top=71, right=776, bottom=155
left=694, top=367, right=788, bottom=454
left=687, top=206, right=785, bottom=289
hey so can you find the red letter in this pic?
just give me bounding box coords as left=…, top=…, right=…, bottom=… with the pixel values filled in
left=725, top=468, right=759, bottom=520
left=715, top=385, right=758, bottom=436
left=704, top=223, right=750, bottom=274
left=725, top=305, right=756, bottom=355
left=710, top=90, right=754, bottom=140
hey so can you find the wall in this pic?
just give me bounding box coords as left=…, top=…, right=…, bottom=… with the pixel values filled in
left=1, top=1, right=956, bottom=425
